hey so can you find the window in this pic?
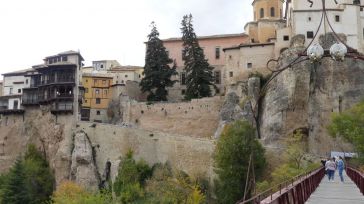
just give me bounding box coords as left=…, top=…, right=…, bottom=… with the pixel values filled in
left=9, top=88, right=13, bottom=94
left=85, top=88, right=89, bottom=93
left=270, top=7, right=275, bottom=17
left=361, top=7, right=363, bottom=11
left=96, top=98, right=101, bottom=104
left=95, top=89, right=100, bottom=95
left=247, top=63, right=253, bottom=68
left=13, top=100, right=18, bottom=110
left=215, top=47, right=220, bottom=59
left=62, top=56, right=68, bottom=61
left=260, top=8, right=264, bottom=18
left=214, top=71, right=221, bottom=84
left=307, top=31, right=314, bottom=39
left=139, top=74, right=141, bottom=78
left=335, top=15, right=340, bottom=22
left=181, top=72, right=186, bottom=85
left=181, top=90, right=186, bottom=95
left=25, top=79, right=28, bottom=84
left=96, top=111, right=101, bottom=115
left=94, top=79, right=97, bottom=85
left=18, top=89, right=21, bottom=93
left=229, top=72, right=233, bottom=78
left=125, top=75, right=128, bottom=78
left=100, top=64, right=104, bottom=69
left=104, top=90, right=108, bottom=95
left=283, top=35, right=289, bottom=41
left=85, top=99, right=88, bottom=103
left=308, top=17, right=312, bottom=22
left=216, top=89, right=220, bottom=94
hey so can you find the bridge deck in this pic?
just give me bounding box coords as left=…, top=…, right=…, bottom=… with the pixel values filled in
left=305, top=171, right=364, bottom=204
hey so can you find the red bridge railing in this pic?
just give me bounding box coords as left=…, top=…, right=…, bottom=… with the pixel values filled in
left=238, top=167, right=325, bottom=204
left=346, top=166, right=364, bottom=195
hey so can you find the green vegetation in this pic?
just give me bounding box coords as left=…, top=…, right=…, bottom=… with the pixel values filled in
left=181, top=14, right=215, bottom=100
left=51, top=181, right=112, bottom=204
left=328, top=100, right=364, bottom=162
left=140, top=22, right=177, bottom=101
left=256, top=130, right=320, bottom=194
left=113, top=151, right=207, bottom=203
left=0, top=144, right=55, bottom=204
left=214, top=120, right=266, bottom=204
left=113, top=150, right=152, bottom=203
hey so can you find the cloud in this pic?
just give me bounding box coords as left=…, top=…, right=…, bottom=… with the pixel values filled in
left=0, top=0, right=253, bottom=78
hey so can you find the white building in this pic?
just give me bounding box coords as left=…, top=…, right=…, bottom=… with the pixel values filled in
left=284, top=0, right=364, bottom=53
left=0, top=68, right=32, bottom=111
left=224, top=0, right=364, bottom=88
left=91, top=60, right=121, bottom=72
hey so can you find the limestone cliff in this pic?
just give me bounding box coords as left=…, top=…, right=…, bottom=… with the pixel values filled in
left=260, top=34, right=362, bottom=155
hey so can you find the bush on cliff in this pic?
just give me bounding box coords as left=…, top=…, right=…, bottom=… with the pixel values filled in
left=51, top=181, right=112, bottom=204
left=113, top=150, right=153, bottom=203
left=214, top=120, right=266, bottom=204
left=328, top=100, right=364, bottom=162
left=0, top=144, right=55, bottom=204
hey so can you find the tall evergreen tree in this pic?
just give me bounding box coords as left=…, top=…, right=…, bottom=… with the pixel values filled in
left=140, top=22, right=177, bottom=101
left=181, top=14, right=215, bottom=100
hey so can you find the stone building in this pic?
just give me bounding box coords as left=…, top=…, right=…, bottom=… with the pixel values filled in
left=81, top=73, right=113, bottom=122
left=21, top=51, right=84, bottom=119
left=0, top=69, right=33, bottom=113
left=162, top=33, right=249, bottom=101
left=223, top=0, right=285, bottom=87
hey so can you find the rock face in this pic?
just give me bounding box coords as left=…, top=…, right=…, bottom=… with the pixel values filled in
left=260, top=34, right=363, bottom=155
left=70, top=131, right=100, bottom=191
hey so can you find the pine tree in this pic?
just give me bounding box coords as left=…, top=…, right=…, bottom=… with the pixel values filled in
left=181, top=14, right=215, bottom=100
left=140, top=22, right=177, bottom=101
left=1, top=158, right=28, bottom=204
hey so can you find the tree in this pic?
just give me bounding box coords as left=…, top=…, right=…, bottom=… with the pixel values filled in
left=1, top=158, right=28, bottom=204
left=113, top=150, right=152, bottom=203
left=181, top=14, right=215, bottom=100
left=328, top=101, right=364, bottom=160
left=214, top=120, right=266, bottom=204
left=140, top=22, right=177, bottom=101
left=0, top=145, right=55, bottom=204
left=51, top=181, right=112, bottom=204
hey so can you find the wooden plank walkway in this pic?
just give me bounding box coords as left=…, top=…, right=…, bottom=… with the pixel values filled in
left=306, top=170, right=364, bottom=204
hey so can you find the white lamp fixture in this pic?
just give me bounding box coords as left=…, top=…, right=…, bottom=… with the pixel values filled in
left=307, top=43, right=324, bottom=62
left=330, top=42, right=347, bottom=61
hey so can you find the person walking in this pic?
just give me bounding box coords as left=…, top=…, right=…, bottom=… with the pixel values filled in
left=325, top=158, right=336, bottom=181
left=337, top=156, right=345, bottom=182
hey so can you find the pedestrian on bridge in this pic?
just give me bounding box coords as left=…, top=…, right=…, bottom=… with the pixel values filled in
left=325, top=158, right=336, bottom=181
left=337, top=156, right=345, bottom=182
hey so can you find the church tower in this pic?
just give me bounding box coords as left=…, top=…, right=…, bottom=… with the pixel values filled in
left=252, top=0, right=284, bottom=21
left=245, top=0, right=285, bottom=43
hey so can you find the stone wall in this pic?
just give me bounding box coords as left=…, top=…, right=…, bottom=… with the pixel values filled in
left=0, top=107, right=76, bottom=185
left=76, top=122, right=215, bottom=184
left=122, top=97, right=224, bottom=138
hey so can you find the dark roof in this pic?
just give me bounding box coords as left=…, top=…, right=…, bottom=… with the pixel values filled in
left=44, top=50, right=84, bottom=61
left=2, top=68, right=35, bottom=76
left=223, top=42, right=275, bottom=51
left=162, top=33, right=248, bottom=42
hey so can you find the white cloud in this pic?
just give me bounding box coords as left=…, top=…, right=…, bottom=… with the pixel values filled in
left=0, top=0, right=253, bottom=78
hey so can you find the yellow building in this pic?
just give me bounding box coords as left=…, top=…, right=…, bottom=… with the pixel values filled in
left=81, top=73, right=113, bottom=122
left=245, top=0, right=285, bottom=43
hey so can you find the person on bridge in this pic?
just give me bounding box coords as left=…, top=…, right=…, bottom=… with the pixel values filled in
left=337, top=156, right=345, bottom=182
left=325, top=158, right=336, bottom=181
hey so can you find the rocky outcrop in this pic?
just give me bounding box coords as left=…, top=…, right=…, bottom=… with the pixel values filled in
left=70, top=131, right=100, bottom=191
left=260, top=34, right=361, bottom=155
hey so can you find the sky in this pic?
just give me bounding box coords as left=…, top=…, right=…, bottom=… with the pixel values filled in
left=0, top=0, right=253, bottom=78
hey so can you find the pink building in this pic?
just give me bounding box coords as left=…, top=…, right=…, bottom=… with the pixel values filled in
left=162, top=33, right=249, bottom=101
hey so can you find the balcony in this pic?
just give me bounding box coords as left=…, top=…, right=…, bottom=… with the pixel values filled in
left=51, top=102, right=73, bottom=114
left=22, top=97, right=39, bottom=105
left=40, top=77, right=75, bottom=86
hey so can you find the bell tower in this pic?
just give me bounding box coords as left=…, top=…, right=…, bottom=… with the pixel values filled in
left=252, top=0, right=284, bottom=21
left=245, top=0, right=285, bottom=43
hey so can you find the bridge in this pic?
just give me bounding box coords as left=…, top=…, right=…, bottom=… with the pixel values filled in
left=238, top=166, right=364, bottom=204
